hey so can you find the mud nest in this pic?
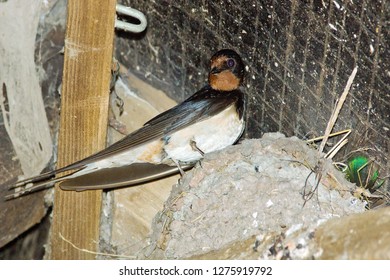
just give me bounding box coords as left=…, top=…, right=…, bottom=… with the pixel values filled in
left=139, top=133, right=365, bottom=259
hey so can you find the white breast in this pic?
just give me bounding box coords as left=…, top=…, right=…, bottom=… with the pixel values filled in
left=162, top=104, right=244, bottom=164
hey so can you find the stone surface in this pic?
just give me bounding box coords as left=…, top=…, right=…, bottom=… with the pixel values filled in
left=315, top=207, right=390, bottom=260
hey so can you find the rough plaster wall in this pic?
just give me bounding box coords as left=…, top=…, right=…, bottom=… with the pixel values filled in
left=0, top=0, right=52, bottom=177
left=0, top=0, right=65, bottom=252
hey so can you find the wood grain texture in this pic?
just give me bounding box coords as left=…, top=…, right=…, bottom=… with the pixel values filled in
left=49, top=0, right=116, bottom=259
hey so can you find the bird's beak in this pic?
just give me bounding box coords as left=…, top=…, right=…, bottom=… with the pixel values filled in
left=210, top=67, right=221, bottom=74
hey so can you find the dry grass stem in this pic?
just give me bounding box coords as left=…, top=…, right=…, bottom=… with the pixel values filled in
left=59, top=233, right=136, bottom=259
left=318, top=67, right=358, bottom=154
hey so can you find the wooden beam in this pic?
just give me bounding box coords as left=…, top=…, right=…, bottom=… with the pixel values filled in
left=50, top=0, right=116, bottom=259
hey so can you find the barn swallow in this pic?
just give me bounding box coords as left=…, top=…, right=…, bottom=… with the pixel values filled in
left=5, top=49, right=246, bottom=199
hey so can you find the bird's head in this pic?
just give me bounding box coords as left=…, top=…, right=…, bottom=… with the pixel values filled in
left=208, top=49, right=245, bottom=91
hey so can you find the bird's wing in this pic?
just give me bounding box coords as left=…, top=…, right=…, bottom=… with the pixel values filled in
left=61, top=87, right=239, bottom=170
left=5, top=88, right=238, bottom=184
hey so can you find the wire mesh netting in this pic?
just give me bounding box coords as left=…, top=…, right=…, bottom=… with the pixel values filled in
left=117, top=0, right=389, bottom=185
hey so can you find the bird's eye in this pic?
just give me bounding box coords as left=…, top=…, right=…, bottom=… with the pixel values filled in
left=227, top=58, right=235, bottom=68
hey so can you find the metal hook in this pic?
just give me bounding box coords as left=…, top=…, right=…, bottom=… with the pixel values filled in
left=115, top=4, right=147, bottom=33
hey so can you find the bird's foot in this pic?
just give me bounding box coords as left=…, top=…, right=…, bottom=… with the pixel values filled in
left=190, top=139, right=205, bottom=156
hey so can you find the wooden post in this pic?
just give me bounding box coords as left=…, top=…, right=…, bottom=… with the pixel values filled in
left=50, top=0, right=116, bottom=259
